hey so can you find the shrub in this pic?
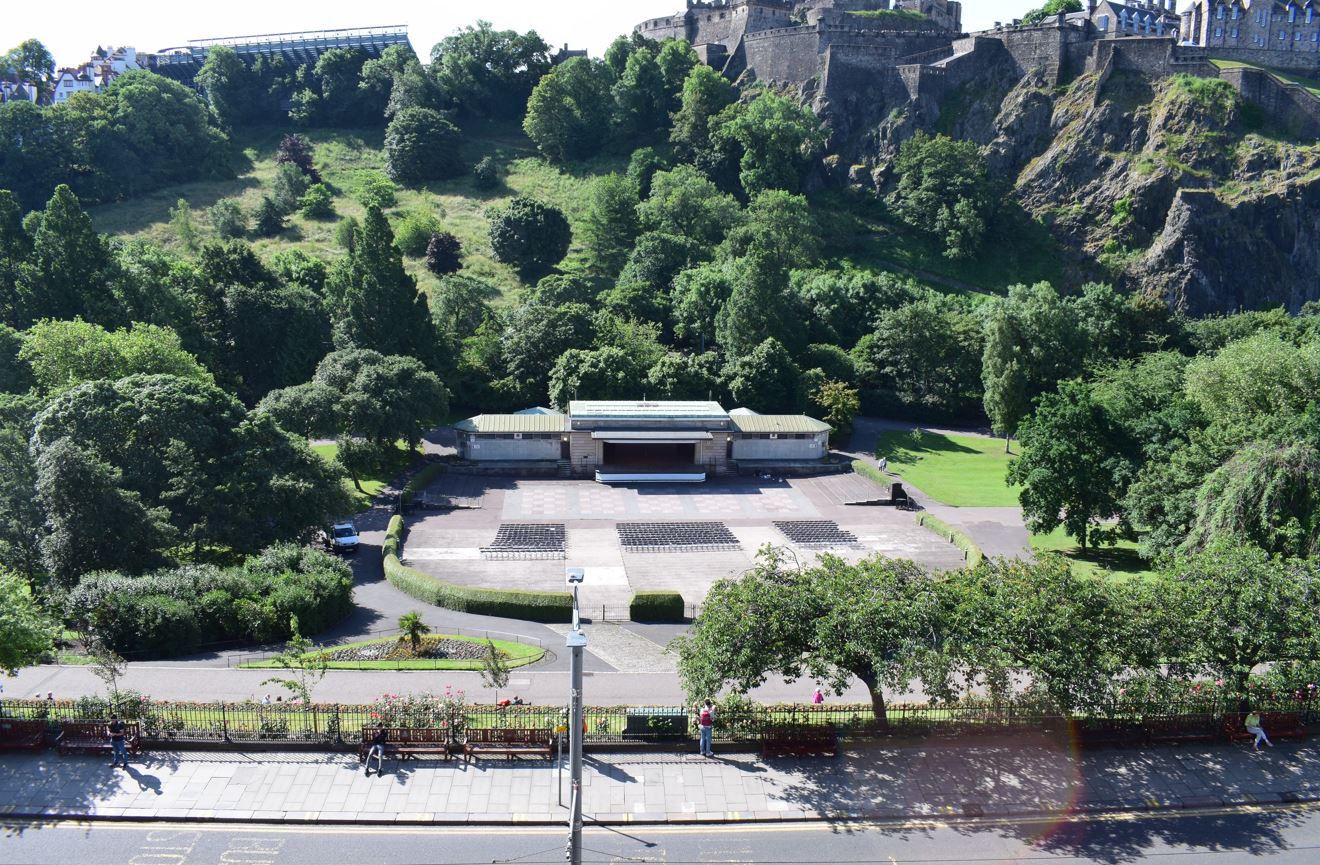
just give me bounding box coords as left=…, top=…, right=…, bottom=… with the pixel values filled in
left=473, top=156, right=500, bottom=190
left=271, top=162, right=311, bottom=214
left=425, top=231, right=463, bottom=276
left=334, top=216, right=360, bottom=253
left=384, top=107, right=464, bottom=187
left=252, top=196, right=287, bottom=237
left=487, top=196, right=571, bottom=280
left=382, top=516, right=573, bottom=622
left=275, top=133, right=321, bottom=182
left=208, top=198, right=247, bottom=239
left=394, top=210, right=444, bottom=257
left=354, top=172, right=397, bottom=209
left=299, top=183, right=335, bottom=219
left=629, top=591, right=686, bottom=623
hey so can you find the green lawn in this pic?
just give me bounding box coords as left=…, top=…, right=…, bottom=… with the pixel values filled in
left=1029, top=526, right=1154, bottom=581
left=1209, top=58, right=1320, bottom=98
left=240, top=634, right=545, bottom=671
left=872, top=428, right=1021, bottom=507
left=312, top=440, right=419, bottom=512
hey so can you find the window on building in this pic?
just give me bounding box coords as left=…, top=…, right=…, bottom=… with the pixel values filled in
left=1215, top=25, right=1223, bottom=36
left=1290, top=5, right=1297, bottom=22
left=1313, top=30, right=1319, bottom=40
left=1098, top=13, right=1109, bottom=29
left=1231, top=26, right=1239, bottom=36
left=1298, top=28, right=1305, bottom=38
left=1232, top=6, right=1240, bottom=18
left=1216, top=3, right=1225, bottom=18
left=1281, top=29, right=1289, bottom=38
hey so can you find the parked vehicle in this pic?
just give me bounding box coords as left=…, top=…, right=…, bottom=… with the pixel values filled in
left=329, top=521, right=359, bottom=554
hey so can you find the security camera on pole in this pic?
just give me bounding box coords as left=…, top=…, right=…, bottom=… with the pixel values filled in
left=564, top=567, right=586, bottom=865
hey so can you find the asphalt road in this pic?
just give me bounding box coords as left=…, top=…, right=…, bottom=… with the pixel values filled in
left=5, top=805, right=1320, bottom=865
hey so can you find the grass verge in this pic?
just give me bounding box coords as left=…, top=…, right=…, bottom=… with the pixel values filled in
left=239, top=634, right=544, bottom=671
left=312, top=440, right=420, bottom=512
left=872, top=428, right=1021, bottom=508
left=915, top=512, right=984, bottom=567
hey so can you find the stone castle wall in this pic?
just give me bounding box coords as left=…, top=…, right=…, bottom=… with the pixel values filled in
left=1220, top=64, right=1320, bottom=136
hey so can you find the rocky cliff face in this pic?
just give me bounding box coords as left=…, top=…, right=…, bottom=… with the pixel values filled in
left=834, top=64, right=1320, bottom=314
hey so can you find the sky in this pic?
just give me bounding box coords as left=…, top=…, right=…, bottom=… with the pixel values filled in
left=8, top=1, right=1035, bottom=71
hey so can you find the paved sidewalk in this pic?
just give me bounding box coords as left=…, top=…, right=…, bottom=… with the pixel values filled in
left=4, top=736, right=1320, bottom=826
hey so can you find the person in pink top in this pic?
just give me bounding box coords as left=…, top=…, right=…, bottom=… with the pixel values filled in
left=812, top=688, right=825, bottom=705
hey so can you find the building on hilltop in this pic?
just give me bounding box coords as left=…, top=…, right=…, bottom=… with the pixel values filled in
left=1180, top=0, right=1320, bottom=53
left=1069, top=0, right=1182, bottom=37
left=0, top=78, right=39, bottom=104
left=454, top=400, right=832, bottom=483
left=50, top=45, right=145, bottom=103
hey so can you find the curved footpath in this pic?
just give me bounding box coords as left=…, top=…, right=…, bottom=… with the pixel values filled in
left=2, top=735, right=1317, bottom=827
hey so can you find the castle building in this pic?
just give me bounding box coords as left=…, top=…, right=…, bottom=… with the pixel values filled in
left=455, top=400, right=832, bottom=483
left=1071, top=0, right=1182, bottom=37
left=1181, top=0, right=1320, bottom=53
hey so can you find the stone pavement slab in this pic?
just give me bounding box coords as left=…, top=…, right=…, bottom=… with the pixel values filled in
left=3, top=735, right=1320, bottom=825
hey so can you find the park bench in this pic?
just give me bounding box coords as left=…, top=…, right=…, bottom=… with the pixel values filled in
left=1222, top=712, right=1309, bottom=744
left=0, top=719, right=47, bottom=751
left=1142, top=713, right=1220, bottom=745
left=463, top=728, right=554, bottom=762
left=1069, top=718, right=1146, bottom=749
left=56, top=721, right=139, bottom=756
left=358, top=727, right=452, bottom=763
left=761, top=724, right=838, bottom=758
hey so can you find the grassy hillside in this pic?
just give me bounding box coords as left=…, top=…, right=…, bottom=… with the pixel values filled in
left=88, top=121, right=627, bottom=300
left=87, top=122, right=1039, bottom=300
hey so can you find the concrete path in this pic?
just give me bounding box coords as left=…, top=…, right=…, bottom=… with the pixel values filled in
left=4, top=736, right=1319, bottom=825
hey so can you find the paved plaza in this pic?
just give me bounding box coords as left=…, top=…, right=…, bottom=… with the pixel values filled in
left=401, top=474, right=968, bottom=613
left=4, top=737, right=1319, bottom=825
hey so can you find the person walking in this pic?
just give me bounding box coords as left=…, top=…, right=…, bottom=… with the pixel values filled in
left=365, top=724, right=388, bottom=776
left=812, top=687, right=825, bottom=705
left=696, top=700, right=716, bottom=758
left=107, top=715, right=129, bottom=768
left=1245, top=710, right=1273, bottom=750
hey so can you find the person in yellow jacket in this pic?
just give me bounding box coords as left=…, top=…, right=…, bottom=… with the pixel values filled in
left=1245, top=710, right=1273, bottom=750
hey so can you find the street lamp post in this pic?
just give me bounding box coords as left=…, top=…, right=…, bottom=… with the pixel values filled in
left=565, top=567, right=586, bottom=865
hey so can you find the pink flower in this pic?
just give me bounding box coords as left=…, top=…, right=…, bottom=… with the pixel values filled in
left=1215, top=679, right=1224, bottom=687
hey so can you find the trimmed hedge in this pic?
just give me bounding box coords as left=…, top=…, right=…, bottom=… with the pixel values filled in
left=383, top=516, right=573, bottom=623
left=629, top=591, right=686, bottom=623
left=916, top=512, right=985, bottom=567
left=400, top=461, right=445, bottom=506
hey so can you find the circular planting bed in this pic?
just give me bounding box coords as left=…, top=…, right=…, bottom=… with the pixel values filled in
left=241, top=633, right=546, bottom=670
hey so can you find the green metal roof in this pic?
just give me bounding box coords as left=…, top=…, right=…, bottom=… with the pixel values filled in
left=730, top=414, right=831, bottom=434
left=568, top=400, right=728, bottom=421
left=454, top=413, right=566, bottom=434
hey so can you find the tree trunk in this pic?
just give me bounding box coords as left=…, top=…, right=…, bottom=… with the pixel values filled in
left=349, top=470, right=365, bottom=494
left=857, top=669, right=888, bottom=727
left=1004, top=435, right=1012, bottom=454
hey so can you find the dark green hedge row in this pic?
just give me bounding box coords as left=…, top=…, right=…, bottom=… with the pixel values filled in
left=400, top=462, right=445, bottom=506
left=67, top=544, right=353, bottom=659
left=383, top=516, right=573, bottom=623
left=629, top=591, right=686, bottom=623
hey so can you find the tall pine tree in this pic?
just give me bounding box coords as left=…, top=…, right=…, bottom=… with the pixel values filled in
left=325, top=206, right=436, bottom=367
left=20, top=185, right=118, bottom=326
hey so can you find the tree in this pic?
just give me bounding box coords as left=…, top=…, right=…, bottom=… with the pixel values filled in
left=208, top=198, right=247, bottom=238
left=710, top=90, right=825, bottom=195
left=222, top=283, right=332, bottom=403
left=670, top=65, right=735, bottom=157
left=498, top=302, right=594, bottom=404
left=262, top=616, right=328, bottom=705
left=324, top=207, right=437, bottom=363
left=645, top=352, right=721, bottom=401
left=719, top=189, right=818, bottom=272
left=430, top=22, right=551, bottom=119
left=398, top=611, right=431, bottom=653
left=274, top=133, right=320, bottom=181
left=86, top=638, right=128, bottom=701
left=674, top=550, right=955, bottom=721
left=473, top=156, right=500, bottom=190
left=252, top=196, right=287, bottom=237
left=812, top=380, right=858, bottom=443
left=724, top=337, right=802, bottom=413
left=20, top=319, right=213, bottom=395
left=425, top=232, right=463, bottom=277
left=19, top=185, right=119, bottom=325
left=480, top=640, right=511, bottom=693
left=523, top=57, right=616, bottom=162
left=298, top=184, right=334, bottom=219
left=1185, top=440, right=1320, bottom=558
left=715, top=254, right=804, bottom=357
left=255, top=382, right=339, bottom=438
left=393, top=211, right=443, bottom=257
left=1157, top=541, right=1320, bottom=695
left=0, top=190, right=30, bottom=325
left=548, top=346, right=647, bottom=409
left=672, top=263, right=732, bottom=352
left=638, top=166, right=742, bottom=249
left=1007, top=380, right=1131, bottom=550
left=271, top=163, right=310, bottom=215
left=582, top=174, right=640, bottom=276
left=0, top=396, right=44, bottom=579
left=889, top=132, right=998, bottom=260
left=170, top=198, right=199, bottom=252
left=308, top=348, right=449, bottom=452
left=655, top=39, right=699, bottom=110
left=1183, top=331, right=1320, bottom=427
left=949, top=557, right=1153, bottom=713
left=626, top=146, right=668, bottom=198
left=195, top=45, right=256, bottom=129
left=854, top=297, right=984, bottom=418
left=0, top=571, right=54, bottom=674
left=791, top=269, right=921, bottom=349
left=431, top=275, right=499, bottom=337
left=486, top=197, right=571, bottom=280
left=1023, top=0, right=1084, bottom=25
left=2, top=39, right=56, bottom=102
left=612, top=48, right=667, bottom=140
left=385, top=107, right=464, bottom=186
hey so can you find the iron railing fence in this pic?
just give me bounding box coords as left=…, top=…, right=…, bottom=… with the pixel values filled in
left=5, top=694, right=1318, bottom=748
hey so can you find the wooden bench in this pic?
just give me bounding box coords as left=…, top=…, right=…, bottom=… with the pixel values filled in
left=463, top=728, right=554, bottom=762
left=56, top=721, right=139, bottom=756
left=1143, top=714, right=1220, bottom=745
left=761, top=724, right=838, bottom=758
left=0, top=719, right=47, bottom=751
left=358, top=727, right=451, bottom=763
left=1223, top=712, right=1309, bottom=743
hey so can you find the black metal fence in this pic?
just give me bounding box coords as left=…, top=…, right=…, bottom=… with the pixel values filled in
left=5, top=694, right=1318, bottom=749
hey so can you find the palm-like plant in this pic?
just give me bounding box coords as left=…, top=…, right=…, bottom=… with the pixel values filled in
left=398, top=611, right=431, bottom=655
